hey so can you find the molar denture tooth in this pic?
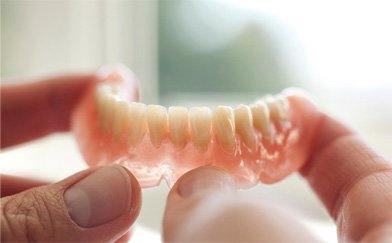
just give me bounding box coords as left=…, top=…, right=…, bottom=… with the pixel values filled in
left=147, top=105, right=168, bottom=148
left=109, top=83, right=121, bottom=94
left=97, top=84, right=113, bottom=95
left=102, top=94, right=117, bottom=134
left=234, top=105, right=255, bottom=150
left=250, top=101, right=271, bottom=138
left=276, top=95, right=290, bottom=119
left=265, top=95, right=290, bottom=122
left=95, top=85, right=111, bottom=121
left=109, top=83, right=130, bottom=100
left=112, top=99, right=129, bottom=140
left=95, top=90, right=104, bottom=121
left=189, top=107, right=212, bottom=152
left=168, top=106, right=189, bottom=149
left=97, top=84, right=118, bottom=97
left=212, top=106, right=236, bottom=153
left=127, top=102, right=147, bottom=146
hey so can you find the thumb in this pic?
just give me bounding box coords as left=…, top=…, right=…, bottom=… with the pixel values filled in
left=1, top=165, right=141, bottom=242
left=163, top=166, right=317, bottom=242
left=163, top=166, right=236, bottom=242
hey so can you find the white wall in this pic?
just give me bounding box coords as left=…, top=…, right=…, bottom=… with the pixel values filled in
left=1, top=0, right=158, bottom=103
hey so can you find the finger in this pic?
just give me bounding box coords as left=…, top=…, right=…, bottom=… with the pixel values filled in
left=114, top=231, right=132, bottom=243
left=1, top=174, right=49, bottom=197
left=163, top=166, right=235, bottom=242
left=163, top=166, right=316, bottom=242
left=1, top=73, right=94, bottom=148
left=299, top=99, right=392, bottom=241
left=1, top=165, right=141, bottom=242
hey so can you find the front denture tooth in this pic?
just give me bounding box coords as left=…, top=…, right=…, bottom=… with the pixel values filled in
left=250, top=101, right=271, bottom=138
left=234, top=105, right=255, bottom=150
left=112, top=100, right=129, bottom=140
left=265, top=95, right=290, bottom=122
left=168, top=106, right=189, bottom=149
left=127, top=102, right=147, bottom=146
left=190, top=107, right=212, bottom=152
left=212, top=106, right=236, bottom=153
left=147, top=105, right=168, bottom=148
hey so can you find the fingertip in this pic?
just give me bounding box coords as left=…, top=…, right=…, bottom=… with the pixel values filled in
left=114, top=231, right=132, bottom=243
left=284, top=87, right=355, bottom=155
left=61, top=165, right=141, bottom=241
left=360, top=224, right=392, bottom=243
left=119, top=166, right=142, bottom=222
left=173, top=166, right=236, bottom=198
left=283, top=87, right=315, bottom=100
left=294, top=91, right=392, bottom=242
left=63, top=165, right=140, bottom=228
left=1, top=166, right=142, bottom=242
left=163, top=166, right=236, bottom=242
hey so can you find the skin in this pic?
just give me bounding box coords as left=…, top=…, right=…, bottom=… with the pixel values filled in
left=1, top=73, right=140, bottom=242
left=163, top=111, right=392, bottom=242
left=2, top=67, right=391, bottom=242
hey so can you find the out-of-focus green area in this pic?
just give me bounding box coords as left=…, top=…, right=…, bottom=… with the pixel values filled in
left=158, top=0, right=291, bottom=96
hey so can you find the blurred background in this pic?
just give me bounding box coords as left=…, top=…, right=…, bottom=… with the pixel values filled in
left=1, top=0, right=392, bottom=242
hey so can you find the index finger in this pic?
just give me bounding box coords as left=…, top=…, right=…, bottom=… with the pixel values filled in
left=300, top=101, right=392, bottom=241
left=1, top=73, right=94, bottom=148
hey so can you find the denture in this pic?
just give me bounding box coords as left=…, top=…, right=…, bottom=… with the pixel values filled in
left=72, top=66, right=322, bottom=188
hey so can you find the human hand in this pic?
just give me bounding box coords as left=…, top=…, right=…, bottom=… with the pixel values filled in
left=1, top=71, right=142, bottom=242
left=163, top=100, right=392, bottom=242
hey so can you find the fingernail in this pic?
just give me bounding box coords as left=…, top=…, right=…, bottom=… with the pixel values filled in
left=64, top=165, right=132, bottom=227
left=178, top=166, right=235, bottom=197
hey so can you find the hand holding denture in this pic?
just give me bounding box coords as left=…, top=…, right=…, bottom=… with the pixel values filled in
left=2, top=65, right=392, bottom=242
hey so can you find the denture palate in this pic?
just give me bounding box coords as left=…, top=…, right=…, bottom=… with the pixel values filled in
left=94, top=84, right=290, bottom=153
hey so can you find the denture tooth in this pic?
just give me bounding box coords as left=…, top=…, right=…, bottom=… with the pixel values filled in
left=277, top=95, right=290, bottom=118
left=168, top=106, right=189, bottom=149
left=127, top=102, right=147, bottom=146
left=112, top=100, right=129, bottom=140
left=95, top=86, right=105, bottom=116
left=147, top=105, right=168, bottom=148
left=190, top=107, right=212, bottom=152
left=251, top=101, right=271, bottom=138
left=95, top=85, right=110, bottom=127
left=234, top=105, right=255, bottom=150
left=101, top=94, right=117, bottom=134
left=265, top=95, right=290, bottom=122
left=212, top=106, right=236, bottom=153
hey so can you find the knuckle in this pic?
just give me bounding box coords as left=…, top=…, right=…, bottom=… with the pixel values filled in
left=1, top=187, right=65, bottom=242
